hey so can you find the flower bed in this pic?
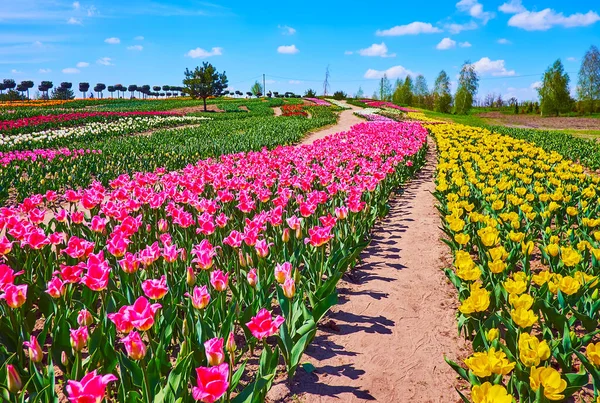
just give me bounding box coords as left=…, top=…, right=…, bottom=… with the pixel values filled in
left=281, top=104, right=308, bottom=117
left=0, top=116, right=209, bottom=151
left=0, top=147, right=101, bottom=167
left=432, top=122, right=600, bottom=401
left=0, top=121, right=427, bottom=402
left=304, top=98, right=330, bottom=106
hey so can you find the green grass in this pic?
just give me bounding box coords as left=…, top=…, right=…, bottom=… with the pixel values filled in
left=419, top=109, right=489, bottom=126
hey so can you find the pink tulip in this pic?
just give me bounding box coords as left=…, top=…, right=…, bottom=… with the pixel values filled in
left=81, top=251, right=111, bottom=291
left=127, top=296, right=162, bottom=332
left=56, top=263, right=85, bottom=283
left=204, top=337, right=225, bottom=366
left=192, top=363, right=229, bottom=403
left=274, top=262, right=292, bottom=284
left=223, top=230, right=243, bottom=248
left=0, top=263, right=24, bottom=290
left=107, top=306, right=134, bottom=334
left=0, top=236, right=13, bottom=255
left=247, top=268, right=258, bottom=287
left=70, top=326, right=89, bottom=351
left=192, top=239, right=218, bottom=270
left=210, top=270, right=228, bottom=292
left=46, top=277, right=66, bottom=298
left=64, top=236, right=95, bottom=259
left=118, top=252, right=140, bottom=274
left=66, top=370, right=117, bottom=403
left=246, top=308, right=285, bottom=339
left=255, top=239, right=273, bottom=258
left=186, top=285, right=211, bottom=310
left=139, top=242, right=161, bottom=267
left=90, top=216, right=107, bottom=233
left=286, top=215, right=302, bottom=230
left=71, top=212, right=85, bottom=224
left=157, top=219, right=169, bottom=233
left=122, top=331, right=146, bottom=360
left=334, top=206, right=348, bottom=220
left=23, top=335, right=43, bottom=363
left=142, top=275, right=169, bottom=300
left=78, top=309, right=93, bottom=326
left=0, top=283, right=27, bottom=308
left=304, top=226, right=334, bottom=247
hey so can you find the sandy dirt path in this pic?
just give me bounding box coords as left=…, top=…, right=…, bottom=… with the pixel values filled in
left=301, top=102, right=364, bottom=144
left=285, top=138, right=468, bottom=402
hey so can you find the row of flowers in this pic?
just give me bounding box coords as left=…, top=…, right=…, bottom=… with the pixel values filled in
left=0, top=111, right=182, bottom=134
left=0, top=115, right=210, bottom=151
left=304, top=98, right=330, bottom=107
left=281, top=104, right=308, bottom=117
left=323, top=99, right=350, bottom=109
left=359, top=100, right=416, bottom=112
left=0, top=147, right=102, bottom=168
left=0, top=120, right=428, bottom=402
left=431, top=122, right=600, bottom=402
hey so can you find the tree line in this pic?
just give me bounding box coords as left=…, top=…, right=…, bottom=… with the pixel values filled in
left=368, top=44, right=600, bottom=117
left=0, top=79, right=185, bottom=101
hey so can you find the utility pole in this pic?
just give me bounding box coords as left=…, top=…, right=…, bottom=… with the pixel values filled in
left=263, top=74, right=266, bottom=97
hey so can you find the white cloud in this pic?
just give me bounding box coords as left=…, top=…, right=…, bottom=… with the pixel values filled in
left=10, top=69, right=23, bottom=74
left=104, top=37, right=120, bottom=44
left=96, top=57, right=113, bottom=66
left=459, top=41, right=472, bottom=48
left=531, top=81, right=542, bottom=89
left=62, top=67, right=80, bottom=74
left=76, top=61, right=89, bottom=67
left=186, top=47, right=223, bottom=58
left=127, top=45, right=143, bottom=51
left=67, top=17, right=82, bottom=25
left=39, top=68, right=51, bottom=73
left=364, top=65, right=415, bottom=79
left=289, top=80, right=302, bottom=84
left=456, top=0, right=494, bottom=23
left=567, top=56, right=577, bottom=62
left=358, top=42, right=395, bottom=57
left=376, top=22, right=442, bottom=36
left=471, top=57, right=516, bottom=76
left=32, top=40, right=43, bottom=47
left=436, top=37, right=456, bottom=50
left=134, top=36, right=144, bottom=41
left=499, top=0, right=525, bottom=14
left=265, top=79, right=276, bottom=84
left=72, top=1, right=80, bottom=9
left=445, top=21, right=478, bottom=34
left=344, top=50, right=353, bottom=55
left=508, top=9, right=600, bottom=31
left=277, top=44, right=299, bottom=54
left=86, top=6, right=97, bottom=16
left=278, top=25, right=296, bottom=35
left=497, top=38, right=512, bottom=44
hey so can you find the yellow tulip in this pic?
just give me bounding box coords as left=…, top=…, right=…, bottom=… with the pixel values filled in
left=511, top=307, right=538, bottom=328
left=508, top=293, right=534, bottom=310
left=488, top=260, right=506, bottom=274
left=518, top=333, right=550, bottom=367
left=529, top=366, right=567, bottom=401
left=471, top=382, right=513, bottom=403
left=454, top=233, right=470, bottom=245
left=485, top=328, right=499, bottom=342
left=560, top=246, right=581, bottom=267
left=587, top=342, right=600, bottom=367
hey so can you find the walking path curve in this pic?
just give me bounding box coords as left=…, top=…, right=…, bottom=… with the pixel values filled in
left=268, top=102, right=469, bottom=402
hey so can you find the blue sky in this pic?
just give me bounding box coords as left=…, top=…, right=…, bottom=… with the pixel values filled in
left=1, top=0, right=599, bottom=101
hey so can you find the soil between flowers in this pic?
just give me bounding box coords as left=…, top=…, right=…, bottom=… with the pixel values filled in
left=274, top=133, right=469, bottom=402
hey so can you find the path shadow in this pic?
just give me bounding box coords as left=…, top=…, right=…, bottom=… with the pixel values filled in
left=292, top=369, right=376, bottom=401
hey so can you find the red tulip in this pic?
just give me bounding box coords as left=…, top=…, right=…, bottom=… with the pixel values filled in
left=204, top=337, right=225, bottom=366
left=66, top=370, right=117, bottom=403
left=142, top=275, right=169, bottom=300
left=192, top=363, right=229, bottom=403
left=246, top=308, right=285, bottom=339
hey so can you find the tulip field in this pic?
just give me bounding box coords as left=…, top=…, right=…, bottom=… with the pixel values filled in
left=4, top=95, right=600, bottom=402
left=0, top=97, right=429, bottom=402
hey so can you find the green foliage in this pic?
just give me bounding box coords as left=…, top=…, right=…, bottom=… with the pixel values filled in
left=355, top=86, right=364, bottom=99
left=413, top=75, right=431, bottom=109
left=379, top=74, right=392, bottom=101
left=577, top=45, right=600, bottom=114
left=250, top=81, right=263, bottom=97
left=304, top=89, right=317, bottom=98
left=454, top=61, right=479, bottom=115
left=393, top=76, right=414, bottom=106
left=538, top=59, right=572, bottom=116
left=332, top=91, right=346, bottom=100
left=182, top=62, right=228, bottom=111
left=433, top=70, right=452, bottom=113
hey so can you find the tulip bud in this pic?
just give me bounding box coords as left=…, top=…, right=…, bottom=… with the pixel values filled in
left=226, top=331, right=237, bottom=354
left=282, top=277, right=296, bottom=299
left=70, top=327, right=89, bottom=352
left=77, top=309, right=93, bottom=327
left=158, top=219, right=169, bottom=233
left=485, top=328, right=499, bottom=342
left=295, top=227, right=302, bottom=239
left=282, top=228, right=290, bottom=243
left=146, top=224, right=151, bottom=233
left=238, top=251, right=247, bottom=268
left=182, top=318, right=189, bottom=337
left=6, top=365, right=21, bottom=394
left=247, top=269, right=257, bottom=288
left=61, top=351, right=69, bottom=367
left=23, top=336, right=43, bottom=363
left=246, top=253, right=253, bottom=268
left=187, top=267, right=196, bottom=287
left=593, top=289, right=599, bottom=300
left=181, top=340, right=189, bottom=355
